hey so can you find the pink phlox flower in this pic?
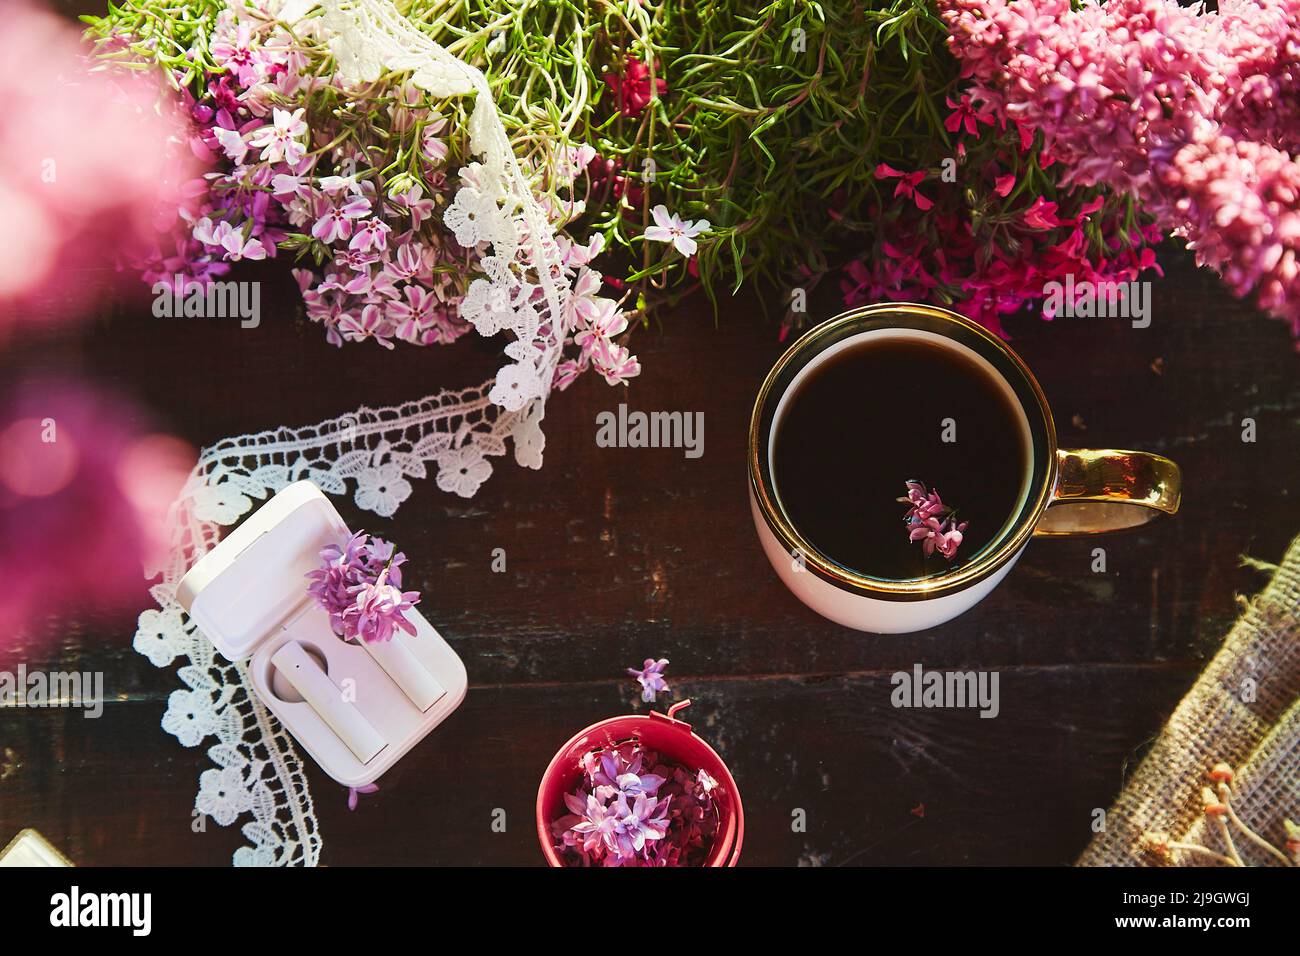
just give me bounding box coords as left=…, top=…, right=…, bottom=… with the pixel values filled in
left=605, top=58, right=667, bottom=117
left=644, top=204, right=710, bottom=256
left=875, top=163, right=934, bottom=210
left=389, top=284, right=440, bottom=343
left=192, top=217, right=267, bottom=261
left=386, top=185, right=435, bottom=229
left=557, top=143, right=598, bottom=182
left=556, top=232, right=605, bottom=268
left=246, top=107, right=308, bottom=165
left=382, top=239, right=425, bottom=283
left=346, top=570, right=420, bottom=644
left=552, top=357, right=587, bottom=391
left=338, top=303, right=395, bottom=349
left=573, top=296, right=628, bottom=359
left=347, top=783, right=379, bottom=811
left=591, top=337, right=641, bottom=386
left=945, top=94, right=995, bottom=136
left=1022, top=196, right=1063, bottom=229
left=311, top=194, right=371, bottom=244
left=840, top=259, right=874, bottom=307
left=349, top=218, right=391, bottom=253
left=209, top=21, right=263, bottom=88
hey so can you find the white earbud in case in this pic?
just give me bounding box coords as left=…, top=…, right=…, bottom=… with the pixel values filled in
left=177, top=481, right=467, bottom=787
left=270, top=641, right=386, bottom=763
left=353, top=636, right=445, bottom=713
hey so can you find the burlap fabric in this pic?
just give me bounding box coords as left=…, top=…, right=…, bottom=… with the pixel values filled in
left=1079, top=534, right=1300, bottom=866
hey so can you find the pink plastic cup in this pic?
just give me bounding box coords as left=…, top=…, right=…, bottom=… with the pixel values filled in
left=536, top=699, right=744, bottom=867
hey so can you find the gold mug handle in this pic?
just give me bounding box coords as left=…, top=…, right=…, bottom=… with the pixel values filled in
left=1035, top=448, right=1182, bottom=535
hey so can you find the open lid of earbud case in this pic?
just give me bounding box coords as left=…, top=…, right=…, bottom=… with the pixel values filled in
left=176, top=481, right=349, bottom=662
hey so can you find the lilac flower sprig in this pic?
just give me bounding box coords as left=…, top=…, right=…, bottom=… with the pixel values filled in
left=899, top=480, right=969, bottom=561
left=628, top=657, right=670, bottom=702
left=85, top=2, right=641, bottom=388
left=551, top=742, right=722, bottom=867
left=306, top=531, right=420, bottom=644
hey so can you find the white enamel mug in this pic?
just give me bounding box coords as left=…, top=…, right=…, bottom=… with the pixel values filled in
left=748, top=303, right=1182, bottom=633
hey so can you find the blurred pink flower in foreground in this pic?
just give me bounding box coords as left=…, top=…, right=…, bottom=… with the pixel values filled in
left=0, top=380, right=193, bottom=648
left=0, top=2, right=196, bottom=338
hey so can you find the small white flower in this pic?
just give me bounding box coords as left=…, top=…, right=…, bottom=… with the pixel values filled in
left=233, top=844, right=279, bottom=867
left=162, top=689, right=218, bottom=748
left=353, top=463, right=412, bottom=517
left=191, top=480, right=253, bottom=524
left=134, top=606, right=186, bottom=668
left=458, top=277, right=506, bottom=336
left=644, top=204, right=710, bottom=256
left=196, top=766, right=252, bottom=827
left=443, top=185, right=507, bottom=249
left=247, top=107, right=308, bottom=165
left=489, top=361, right=543, bottom=412
left=513, top=400, right=546, bottom=470
left=436, top=445, right=493, bottom=498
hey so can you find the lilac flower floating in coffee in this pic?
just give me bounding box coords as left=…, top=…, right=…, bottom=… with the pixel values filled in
left=550, top=742, right=722, bottom=867
left=900, top=481, right=969, bottom=561
left=306, top=531, right=421, bottom=643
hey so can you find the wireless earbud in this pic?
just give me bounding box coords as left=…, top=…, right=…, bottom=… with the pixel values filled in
left=354, top=633, right=446, bottom=713
left=179, top=481, right=469, bottom=787
left=270, top=641, right=386, bottom=764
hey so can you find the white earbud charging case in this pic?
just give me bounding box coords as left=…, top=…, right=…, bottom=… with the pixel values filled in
left=176, top=480, right=467, bottom=787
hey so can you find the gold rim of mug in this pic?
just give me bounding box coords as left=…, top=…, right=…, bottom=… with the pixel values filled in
left=748, top=302, right=1059, bottom=601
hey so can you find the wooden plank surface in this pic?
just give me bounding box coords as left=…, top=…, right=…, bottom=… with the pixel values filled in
left=0, top=245, right=1296, bottom=865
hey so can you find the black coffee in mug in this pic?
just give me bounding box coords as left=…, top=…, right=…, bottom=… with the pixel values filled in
left=771, top=335, right=1030, bottom=581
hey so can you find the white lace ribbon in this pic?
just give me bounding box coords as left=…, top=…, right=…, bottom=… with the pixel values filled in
left=320, top=0, right=572, bottom=416
left=136, top=0, right=573, bottom=865
left=136, top=380, right=543, bottom=864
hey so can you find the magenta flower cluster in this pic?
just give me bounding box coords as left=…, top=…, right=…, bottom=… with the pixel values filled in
left=939, top=0, right=1300, bottom=340
left=839, top=117, right=1162, bottom=339
left=551, top=743, right=722, bottom=867
left=901, top=480, right=969, bottom=561
left=305, top=531, right=420, bottom=644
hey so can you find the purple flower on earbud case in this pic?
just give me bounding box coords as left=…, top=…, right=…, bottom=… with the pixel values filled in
left=306, top=531, right=421, bottom=643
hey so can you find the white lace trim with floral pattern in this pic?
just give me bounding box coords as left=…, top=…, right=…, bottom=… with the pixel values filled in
left=135, top=0, right=573, bottom=866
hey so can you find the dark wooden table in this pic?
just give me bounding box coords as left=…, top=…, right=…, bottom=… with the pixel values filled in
left=0, top=243, right=1296, bottom=866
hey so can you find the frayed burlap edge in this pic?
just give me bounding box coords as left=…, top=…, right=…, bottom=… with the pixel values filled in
left=1178, top=695, right=1300, bottom=865
left=1078, top=533, right=1300, bottom=866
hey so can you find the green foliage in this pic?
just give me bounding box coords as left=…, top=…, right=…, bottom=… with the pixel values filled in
left=407, top=0, right=975, bottom=304
left=83, top=0, right=1143, bottom=324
